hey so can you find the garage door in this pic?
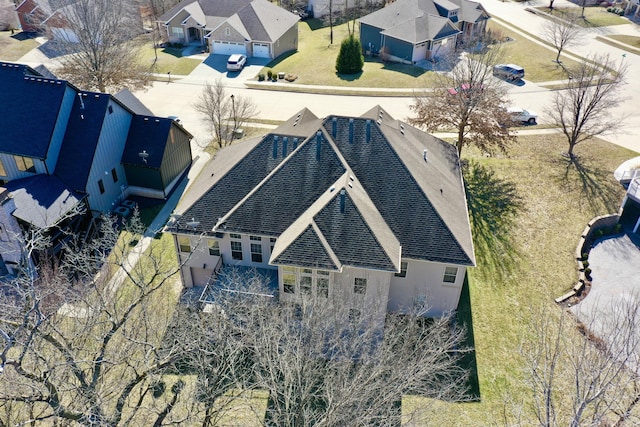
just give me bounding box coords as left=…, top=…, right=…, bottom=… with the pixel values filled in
left=253, top=43, right=270, bottom=58
left=212, top=41, right=246, bottom=56
left=190, top=267, right=214, bottom=287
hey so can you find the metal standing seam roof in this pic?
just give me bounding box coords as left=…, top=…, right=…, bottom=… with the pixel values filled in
left=0, top=63, right=68, bottom=159
left=175, top=107, right=475, bottom=269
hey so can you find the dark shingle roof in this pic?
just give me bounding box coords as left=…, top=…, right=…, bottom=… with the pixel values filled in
left=177, top=107, right=475, bottom=267
left=122, top=116, right=172, bottom=169
left=323, top=115, right=473, bottom=265
left=114, top=89, right=154, bottom=116
left=4, top=174, right=83, bottom=229
left=54, top=91, right=109, bottom=192
left=0, top=62, right=67, bottom=158
left=313, top=191, right=397, bottom=271
left=272, top=225, right=338, bottom=270
left=220, top=131, right=347, bottom=236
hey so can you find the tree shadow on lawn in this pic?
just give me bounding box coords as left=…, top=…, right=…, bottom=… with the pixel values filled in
left=554, top=156, right=621, bottom=214
left=455, top=273, right=480, bottom=401
left=463, top=160, right=523, bottom=284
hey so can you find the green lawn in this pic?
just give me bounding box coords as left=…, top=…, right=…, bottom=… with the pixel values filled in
left=0, top=31, right=39, bottom=61
left=260, top=21, right=437, bottom=88
left=405, top=135, right=638, bottom=424
left=536, top=6, right=629, bottom=27
left=487, top=19, right=583, bottom=82
left=608, top=34, right=640, bottom=48
left=137, top=41, right=202, bottom=76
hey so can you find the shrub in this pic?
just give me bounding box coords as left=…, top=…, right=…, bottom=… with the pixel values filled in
left=336, top=34, right=364, bottom=74
left=593, top=228, right=604, bottom=238
left=584, top=267, right=592, bottom=280
left=614, top=223, right=623, bottom=234
left=267, top=69, right=273, bottom=79
left=582, top=252, right=589, bottom=261
left=582, top=260, right=589, bottom=269
left=258, top=74, right=265, bottom=81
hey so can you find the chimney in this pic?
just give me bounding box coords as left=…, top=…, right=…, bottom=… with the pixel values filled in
left=365, top=120, right=371, bottom=143
left=273, top=136, right=279, bottom=159
left=348, top=118, right=354, bottom=143
left=340, top=189, right=346, bottom=213
left=283, top=137, right=288, bottom=157
left=316, top=132, right=322, bottom=161
left=332, top=117, right=337, bottom=138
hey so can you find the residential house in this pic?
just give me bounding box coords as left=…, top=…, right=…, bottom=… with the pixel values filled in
left=159, top=0, right=300, bottom=59
left=168, top=107, right=475, bottom=321
left=359, top=0, right=490, bottom=63
left=0, top=61, right=193, bottom=272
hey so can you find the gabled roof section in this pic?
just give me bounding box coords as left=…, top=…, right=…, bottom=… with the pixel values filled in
left=450, top=0, right=489, bottom=23
left=271, top=224, right=339, bottom=270
left=0, top=62, right=67, bottom=158
left=359, top=0, right=438, bottom=29
left=54, top=91, right=109, bottom=192
left=175, top=133, right=291, bottom=234
left=242, top=0, right=299, bottom=41
left=323, top=114, right=474, bottom=266
left=4, top=174, right=83, bottom=229
left=219, top=130, right=347, bottom=236
left=158, top=0, right=198, bottom=23
left=381, top=12, right=458, bottom=43
left=121, top=116, right=173, bottom=169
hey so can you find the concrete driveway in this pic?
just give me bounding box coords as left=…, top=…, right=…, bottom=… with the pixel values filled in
left=570, top=233, right=640, bottom=370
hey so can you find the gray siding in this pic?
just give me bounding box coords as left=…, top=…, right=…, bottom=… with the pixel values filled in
left=45, top=85, right=76, bottom=174
left=165, top=10, right=190, bottom=43
left=272, top=24, right=298, bottom=59
left=383, top=36, right=414, bottom=62
left=160, top=125, right=192, bottom=188
left=86, top=100, right=131, bottom=213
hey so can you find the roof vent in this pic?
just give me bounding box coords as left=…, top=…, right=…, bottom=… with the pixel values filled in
left=423, top=149, right=428, bottom=162
left=340, top=189, right=346, bottom=213
left=349, top=175, right=354, bottom=181
left=78, top=92, right=85, bottom=110
left=316, top=131, right=322, bottom=161
left=348, top=118, right=354, bottom=143
left=365, top=120, right=371, bottom=143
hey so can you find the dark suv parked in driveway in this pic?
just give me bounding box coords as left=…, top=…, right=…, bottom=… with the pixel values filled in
left=493, top=64, right=525, bottom=81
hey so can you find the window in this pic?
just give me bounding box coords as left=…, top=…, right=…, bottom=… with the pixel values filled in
left=208, top=240, right=220, bottom=256
left=354, top=278, right=367, bottom=295
left=0, top=159, right=6, bottom=176
left=178, top=236, right=191, bottom=253
left=172, top=27, right=182, bottom=37
left=98, top=179, right=105, bottom=194
left=443, top=266, right=458, bottom=283
left=230, top=233, right=241, bottom=239
left=300, top=276, right=312, bottom=294
left=111, top=168, right=118, bottom=183
left=250, top=235, right=261, bottom=241
left=317, top=277, right=329, bottom=298
left=225, top=27, right=231, bottom=36
left=283, top=266, right=296, bottom=294
left=394, top=261, right=408, bottom=278
left=251, top=243, right=262, bottom=263
left=231, top=241, right=243, bottom=260
left=14, top=156, right=35, bottom=173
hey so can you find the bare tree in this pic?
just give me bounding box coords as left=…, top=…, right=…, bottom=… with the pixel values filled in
left=193, top=274, right=472, bottom=427
left=0, top=213, right=188, bottom=426
left=541, top=14, right=582, bottom=64
left=194, top=79, right=258, bottom=149
left=521, top=302, right=640, bottom=427
left=545, top=53, right=627, bottom=160
left=53, top=0, right=150, bottom=92
left=0, top=0, right=16, bottom=32
left=409, top=47, right=516, bottom=156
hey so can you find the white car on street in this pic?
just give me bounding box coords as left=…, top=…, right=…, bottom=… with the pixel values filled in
left=508, top=107, right=538, bottom=125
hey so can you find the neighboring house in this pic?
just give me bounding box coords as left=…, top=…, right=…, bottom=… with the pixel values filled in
left=0, top=61, right=193, bottom=270
left=359, top=0, right=489, bottom=63
left=168, top=107, right=475, bottom=321
left=16, top=0, right=143, bottom=42
left=159, top=0, right=300, bottom=59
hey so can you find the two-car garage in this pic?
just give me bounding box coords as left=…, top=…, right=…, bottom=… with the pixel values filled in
left=212, top=41, right=246, bottom=56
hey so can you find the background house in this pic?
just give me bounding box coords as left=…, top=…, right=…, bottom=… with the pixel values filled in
left=0, top=61, right=193, bottom=270
left=359, top=0, right=489, bottom=63
left=159, top=0, right=300, bottom=59
left=168, top=107, right=475, bottom=320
